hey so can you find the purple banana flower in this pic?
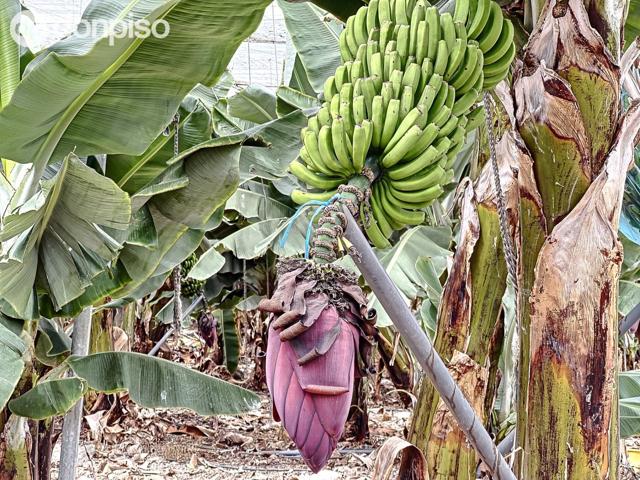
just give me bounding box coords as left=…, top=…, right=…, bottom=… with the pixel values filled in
left=260, top=260, right=376, bottom=473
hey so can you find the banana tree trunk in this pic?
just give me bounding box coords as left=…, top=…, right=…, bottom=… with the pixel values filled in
left=511, top=0, right=637, bottom=477
left=406, top=86, right=528, bottom=479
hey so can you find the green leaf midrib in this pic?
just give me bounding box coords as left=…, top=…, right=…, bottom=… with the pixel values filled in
left=117, top=109, right=195, bottom=188
left=33, top=1, right=180, bottom=176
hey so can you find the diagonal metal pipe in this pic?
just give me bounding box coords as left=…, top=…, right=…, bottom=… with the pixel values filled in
left=342, top=207, right=516, bottom=480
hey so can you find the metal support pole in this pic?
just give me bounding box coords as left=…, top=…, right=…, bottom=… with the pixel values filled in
left=343, top=208, right=516, bottom=480
left=59, top=307, right=92, bottom=480
left=619, top=302, right=640, bottom=336
left=148, top=295, right=205, bottom=357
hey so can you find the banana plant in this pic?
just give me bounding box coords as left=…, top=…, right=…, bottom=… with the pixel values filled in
left=0, top=0, right=277, bottom=476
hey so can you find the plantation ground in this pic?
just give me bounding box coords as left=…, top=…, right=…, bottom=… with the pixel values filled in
left=46, top=330, right=640, bottom=479
left=49, top=394, right=408, bottom=479
left=48, top=330, right=409, bottom=480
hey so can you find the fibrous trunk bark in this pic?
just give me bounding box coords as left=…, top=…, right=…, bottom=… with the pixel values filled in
left=406, top=86, right=522, bottom=479
left=512, top=0, right=630, bottom=476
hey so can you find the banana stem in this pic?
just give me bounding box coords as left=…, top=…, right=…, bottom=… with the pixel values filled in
left=311, top=174, right=372, bottom=264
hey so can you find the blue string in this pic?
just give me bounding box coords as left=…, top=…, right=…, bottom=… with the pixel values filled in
left=279, top=194, right=340, bottom=259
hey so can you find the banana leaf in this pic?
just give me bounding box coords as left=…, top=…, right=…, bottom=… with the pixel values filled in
left=188, top=247, right=226, bottom=281
left=113, top=136, right=243, bottom=299
left=368, top=226, right=452, bottom=328
left=34, top=317, right=71, bottom=366
left=0, top=0, right=271, bottom=176
left=228, top=85, right=277, bottom=124
left=218, top=216, right=309, bottom=260
left=226, top=184, right=294, bottom=220
left=216, top=306, right=240, bottom=373
left=0, top=321, right=25, bottom=411
left=106, top=91, right=214, bottom=194
left=240, top=109, right=310, bottom=181
left=0, top=0, right=20, bottom=108
left=621, top=147, right=640, bottom=245
left=9, top=378, right=85, bottom=420
left=619, top=370, right=640, bottom=437
left=625, top=0, right=640, bottom=46
left=278, top=0, right=342, bottom=94
left=68, top=352, right=259, bottom=415
left=276, top=85, right=319, bottom=117
left=0, top=153, right=131, bottom=318
left=307, top=0, right=364, bottom=21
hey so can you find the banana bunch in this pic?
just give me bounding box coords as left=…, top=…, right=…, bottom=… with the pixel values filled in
left=180, top=253, right=205, bottom=298
left=289, top=0, right=514, bottom=248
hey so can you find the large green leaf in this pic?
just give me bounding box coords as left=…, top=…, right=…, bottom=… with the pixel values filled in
left=0, top=321, right=25, bottom=411
left=369, top=226, right=452, bottom=327
left=34, top=317, right=71, bottom=366
left=239, top=109, right=309, bottom=181
left=307, top=0, right=364, bottom=21
left=276, top=85, right=319, bottom=117
left=277, top=0, right=342, bottom=93
left=0, top=0, right=271, bottom=173
left=218, top=216, right=308, bottom=260
left=621, top=147, right=640, bottom=245
left=113, top=137, right=243, bottom=298
left=188, top=247, right=225, bottom=281
left=620, top=280, right=640, bottom=316
left=9, top=378, right=85, bottom=420
left=625, top=0, right=640, bottom=46
left=106, top=91, right=214, bottom=194
left=0, top=153, right=131, bottom=317
left=216, top=306, right=240, bottom=373
left=619, top=370, right=640, bottom=437
left=0, top=0, right=20, bottom=108
left=68, top=352, right=259, bottom=415
left=227, top=86, right=277, bottom=124
left=226, top=184, right=294, bottom=220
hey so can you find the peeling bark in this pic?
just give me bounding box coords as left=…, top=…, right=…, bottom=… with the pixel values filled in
left=522, top=0, right=620, bottom=172
left=426, top=352, right=489, bottom=480
left=524, top=104, right=640, bottom=479
left=515, top=63, right=592, bottom=229
left=407, top=114, right=521, bottom=477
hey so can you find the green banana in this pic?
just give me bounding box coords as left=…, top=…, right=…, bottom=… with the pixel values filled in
left=372, top=95, right=385, bottom=148
left=353, top=121, right=372, bottom=171
left=405, top=122, right=440, bottom=158
left=324, top=76, right=337, bottom=103
left=484, top=19, right=514, bottom=64
left=331, top=117, right=354, bottom=171
left=390, top=162, right=446, bottom=191
left=318, top=125, right=347, bottom=174
left=367, top=0, right=380, bottom=32
left=468, top=0, right=491, bottom=39
left=388, top=182, right=444, bottom=203
left=452, top=88, right=480, bottom=116
left=354, top=7, right=369, bottom=46
left=440, top=13, right=457, bottom=51
left=371, top=186, right=394, bottom=238
left=425, top=6, right=440, bottom=60
left=361, top=201, right=391, bottom=248
left=290, top=161, right=345, bottom=190
left=353, top=95, right=366, bottom=124
left=387, top=144, right=441, bottom=179
left=379, top=190, right=426, bottom=225
left=433, top=39, right=449, bottom=76
left=292, top=188, right=338, bottom=205
left=477, top=2, right=503, bottom=52
left=465, top=105, right=486, bottom=132
left=381, top=124, right=424, bottom=167
left=381, top=98, right=401, bottom=147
